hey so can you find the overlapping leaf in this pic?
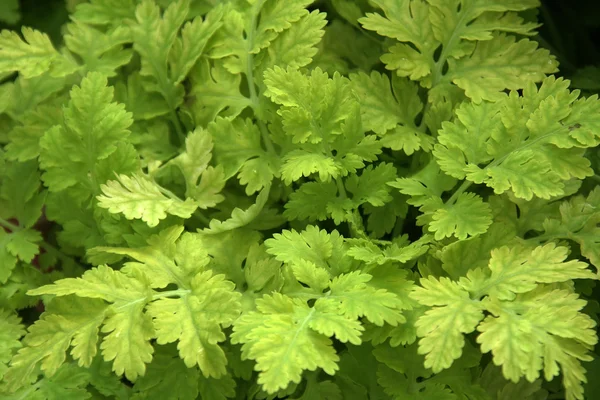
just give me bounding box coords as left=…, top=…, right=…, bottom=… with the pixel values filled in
left=39, top=72, right=137, bottom=199
left=7, top=227, right=241, bottom=388
left=411, top=242, right=597, bottom=400
left=360, top=0, right=556, bottom=103
left=434, top=77, right=600, bottom=200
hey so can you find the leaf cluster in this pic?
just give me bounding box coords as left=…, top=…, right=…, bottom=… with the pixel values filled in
left=1, top=1, right=600, bottom=400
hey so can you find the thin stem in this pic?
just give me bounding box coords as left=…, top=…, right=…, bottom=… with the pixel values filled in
left=156, top=184, right=186, bottom=202
left=431, top=9, right=469, bottom=88
left=446, top=180, right=471, bottom=206
left=169, top=109, right=186, bottom=146
left=245, top=0, right=277, bottom=157
left=146, top=49, right=186, bottom=147
left=418, top=101, right=432, bottom=132
left=417, top=8, right=469, bottom=134
left=349, top=210, right=368, bottom=239
left=0, top=216, right=18, bottom=231
left=335, top=178, right=367, bottom=238
left=335, top=177, right=347, bottom=199
left=358, top=26, right=383, bottom=45
left=527, top=232, right=555, bottom=245
left=257, top=118, right=277, bottom=155
left=192, top=211, right=212, bottom=226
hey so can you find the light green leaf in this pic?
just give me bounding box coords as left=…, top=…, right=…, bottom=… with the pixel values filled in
left=191, top=166, right=226, bottom=209
left=250, top=0, right=314, bottom=53
left=434, top=77, right=599, bottom=201
left=473, top=244, right=597, bottom=301
left=477, top=287, right=596, bottom=400
left=97, top=173, right=198, bottom=227
left=169, top=5, right=223, bottom=85
left=91, top=226, right=209, bottom=289
left=26, top=266, right=154, bottom=382
left=4, top=297, right=108, bottom=391
left=210, top=0, right=314, bottom=74
left=231, top=293, right=340, bottom=393
left=540, top=187, right=600, bottom=272
left=345, top=163, right=397, bottom=207
left=0, top=310, right=24, bottom=380
left=64, top=22, right=132, bottom=77
left=389, top=160, right=457, bottom=207
left=204, top=184, right=271, bottom=234
left=39, top=72, right=135, bottom=198
left=261, top=10, right=326, bottom=71
left=290, top=260, right=331, bottom=292
left=101, top=301, right=155, bottom=381
left=5, top=363, right=92, bottom=400
left=146, top=271, right=241, bottom=377
left=238, top=157, right=276, bottom=195
left=281, top=150, right=340, bottom=184
left=0, top=27, right=76, bottom=78
left=324, top=271, right=405, bottom=326
left=132, top=0, right=188, bottom=105
left=0, top=228, right=42, bottom=284
left=427, top=0, right=540, bottom=58
left=5, top=229, right=42, bottom=264
left=428, top=192, right=492, bottom=240
left=208, top=117, right=264, bottom=179
left=349, top=71, right=422, bottom=135
left=187, top=61, right=251, bottom=126
left=173, top=128, right=213, bottom=194
left=310, top=301, right=364, bottom=345
left=411, top=276, right=484, bottom=372
left=446, top=35, right=557, bottom=103
left=264, top=66, right=354, bottom=144
left=360, top=0, right=436, bottom=81
left=72, top=0, right=138, bottom=26
left=28, top=265, right=150, bottom=303
left=284, top=181, right=347, bottom=223
left=266, top=225, right=340, bottom=272
left=347, top=235, right=430, bottom=266
left=5, top=105, right=63, bottom=162
left=0, top=160, right=44, bottom=227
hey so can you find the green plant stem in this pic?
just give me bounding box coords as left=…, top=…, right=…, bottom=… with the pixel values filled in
left=145, top=49, right=187, bottom=146
left=418, top=8, right=470, bottom=134
left=446, top=180, right=471, bottom=206
left=157, top=184, right=186, bottom=202
left=192, top=211, right=212, bottom=226
left=417, top=101, right=432, bottom=132
left=335, top=178, right=368, bottom=238
left=245, top=1, right=277, bottom=157
left=335, top=177, right=347, bottom=199
left=169, top=109, right=186, bottom=146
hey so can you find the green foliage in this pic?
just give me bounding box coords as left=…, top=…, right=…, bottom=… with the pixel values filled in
left=1, top=0, right=599, bottom=399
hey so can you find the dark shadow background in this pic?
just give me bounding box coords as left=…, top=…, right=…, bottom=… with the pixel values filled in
left=537, top=0, right=600, bottom=74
